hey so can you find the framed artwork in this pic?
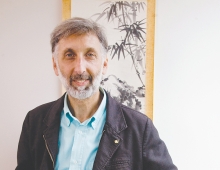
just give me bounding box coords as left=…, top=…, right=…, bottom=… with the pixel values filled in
left=62, top=0, right=155, bottom=120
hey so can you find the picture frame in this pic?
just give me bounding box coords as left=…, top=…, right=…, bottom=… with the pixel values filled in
left=62, top=0, right=155, bottom=120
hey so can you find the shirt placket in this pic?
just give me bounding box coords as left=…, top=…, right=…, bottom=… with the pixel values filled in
left=70, top=124, right=87, bottom=170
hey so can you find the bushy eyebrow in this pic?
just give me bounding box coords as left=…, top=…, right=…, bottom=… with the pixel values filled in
left=85, top=48, right=98, bottom=53
left=62, top=47, right=99, bottom=55
left=63, top=48, right=74, bottom=54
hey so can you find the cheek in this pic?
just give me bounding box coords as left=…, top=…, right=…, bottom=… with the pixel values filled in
left=59, top=63, right=74, bottom=76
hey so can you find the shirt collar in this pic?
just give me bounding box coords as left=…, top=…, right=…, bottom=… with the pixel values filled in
left=63, top=87, right=107, bottom=129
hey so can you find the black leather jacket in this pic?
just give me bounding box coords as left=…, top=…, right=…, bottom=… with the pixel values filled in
left=16, top=92, right=177, bottom=170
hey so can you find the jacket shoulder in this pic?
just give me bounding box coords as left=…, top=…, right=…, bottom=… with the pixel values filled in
left=120, top=103, right=150, bottom=124
left=28, top=100, right=57, bottom=116
left=26, top=94, right=65, bottom=121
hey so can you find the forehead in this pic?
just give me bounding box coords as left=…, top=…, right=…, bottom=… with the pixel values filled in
left=57, top=33, right=101, bottom=51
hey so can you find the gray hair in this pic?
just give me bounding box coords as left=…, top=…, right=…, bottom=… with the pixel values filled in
left=50, top=17, right=108, bottom=55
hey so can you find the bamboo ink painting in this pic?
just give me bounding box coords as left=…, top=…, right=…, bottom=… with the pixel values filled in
left=71, top=0, right=147, bottom=113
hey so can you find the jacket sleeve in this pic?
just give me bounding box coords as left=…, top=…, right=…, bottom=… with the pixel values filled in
left=143, top=118, right=178, bottom=170
left=15, top=113, right=34, bottom=170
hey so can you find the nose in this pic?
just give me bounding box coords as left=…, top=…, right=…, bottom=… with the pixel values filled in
left=74, top=56, right=86, bottom=74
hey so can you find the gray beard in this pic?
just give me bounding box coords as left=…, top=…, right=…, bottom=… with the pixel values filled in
left=56, top=63, right=103, bottom=100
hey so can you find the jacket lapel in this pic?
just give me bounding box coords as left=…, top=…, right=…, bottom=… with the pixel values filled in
left=93, top=92, right=127, bottom=170
left=42, top=94, right=65, bottom=167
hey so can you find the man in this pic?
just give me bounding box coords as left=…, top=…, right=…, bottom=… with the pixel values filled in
left=16, top=17, right=177, bottom=170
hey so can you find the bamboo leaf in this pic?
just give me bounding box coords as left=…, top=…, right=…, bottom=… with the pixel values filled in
left=108, top=5, right=114, bottom=21
left=126, top=12, right=132, bottom=24
left=110, top=45, right=114, bottom=56
left=107, top=10, right=109, bottom=21
left=99, top=1, right=112, bottom=7
left=134, top=31, right=142, bottom=42
left=123, top=1, right=132, bottom=8
left=110, top=45, right=115, bottom=55
left=114, top=3, right=117, bottom=17
left=124, top=31, right=130, bottom=42
left=111, top=43, right=119, bottom=59
left=138, top=32, right=145, bottom=42
left=140, top=2, right=145, bottom=11
left=95, top=12, right=107, bottom=22
left=121, top=44, right=126, bottom=59
left=138, top=2, right=140, bottom=12
left=137, top=27, right=146, bottom=34
left=125, top=43, right=137, bottom=46
left=137, top=18, right=146, bottom=25
left=135, top=25, right=146, bottom=34
left=90, top=13, right=101, bottom=18
left=118, top=24, right=129, bottom=28
left=118, top=45, right=122, bottom=60
left=120, top=1, right=126, bottom=25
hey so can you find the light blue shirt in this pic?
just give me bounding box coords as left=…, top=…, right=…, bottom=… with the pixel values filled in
left=55, top=89, right=107, bottom=170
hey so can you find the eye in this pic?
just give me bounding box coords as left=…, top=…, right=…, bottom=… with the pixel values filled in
left=65, top=53, right=74, bottom=58
left=86, top=52, right=96, bottom=58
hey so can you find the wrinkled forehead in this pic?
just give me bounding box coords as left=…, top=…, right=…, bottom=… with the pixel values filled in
left=55, top=33, right=100, bottom=47
left=53, top=33, right=106, bottom=56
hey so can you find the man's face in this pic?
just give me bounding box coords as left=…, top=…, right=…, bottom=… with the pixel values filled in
left=53, top=33, right=108, bottom=99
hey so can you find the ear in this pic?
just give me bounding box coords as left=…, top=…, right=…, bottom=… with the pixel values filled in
left=52, top=57, right=59, bottom=76
left=102, top=57, right=108, bottom=75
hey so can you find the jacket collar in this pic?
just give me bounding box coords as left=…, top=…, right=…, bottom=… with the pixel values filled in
left=43, top=94, right=65, bottom=127
left=43, top=91, right=128, bottom=132
left=105, top=91, right=127, bottom=133
left=43, top=91, right=127, bottom=130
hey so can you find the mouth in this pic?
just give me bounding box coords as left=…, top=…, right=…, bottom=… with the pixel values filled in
left=70, top=73, right=92, bottom=87
left=73, top=79, right=88, bottom=86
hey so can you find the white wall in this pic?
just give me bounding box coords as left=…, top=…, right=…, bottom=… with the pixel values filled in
left=0, top=0, right=61, bottom=169
left=154, top=0, right=220, bottom=169
left=1, top=0, right=220, bottom=170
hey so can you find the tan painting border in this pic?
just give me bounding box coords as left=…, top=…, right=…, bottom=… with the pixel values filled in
left=62, top=0, right=71, bottom=20
left=146, top=0, right=155, bottom=120
left=62, top=0, right=155, bottom=120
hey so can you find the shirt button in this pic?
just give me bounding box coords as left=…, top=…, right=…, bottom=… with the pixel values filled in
left=73, top=160, right=77, bottom=164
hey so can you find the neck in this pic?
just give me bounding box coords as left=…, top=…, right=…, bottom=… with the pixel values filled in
left=67, top=90, right=103, bottom=123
